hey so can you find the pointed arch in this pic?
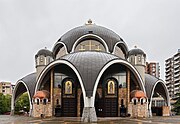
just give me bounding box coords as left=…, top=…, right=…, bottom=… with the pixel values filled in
left=35, top=59, right=86, bottom=105
left=11, top=80, right=32, bottom=116
left=149, top=80, right=170, bottom=113
left=71, top=34, right=109, bottom=53
left=92, top=59, right=145, bottom=106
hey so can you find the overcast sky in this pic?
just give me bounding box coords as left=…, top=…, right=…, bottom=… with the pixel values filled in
left=0, top=0, right=180, bottom=83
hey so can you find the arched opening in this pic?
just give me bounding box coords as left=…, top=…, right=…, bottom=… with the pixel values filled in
left=71, top=34, right=109, bottom=53
left=93, top=60, right=145, bottom=117
left=61, top=78, right=77, bottom=117
left=12, top=81, right=32, bottom=116
left=150, top=81, right=170, bottom=116
left=36, top=62, right=84, bottom=117
left=75, top=39, right=106, bottom=52
left=95, top=69, right=119, bottom=117
left=53, top=42, right=68, bottom=59
left=112, top=42, right=128, bottom=59
left=15, top=92, right=30, bottom=115
left=113, top=46, right=125, bottom=59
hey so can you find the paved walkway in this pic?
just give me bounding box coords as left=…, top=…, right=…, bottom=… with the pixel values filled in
left=0, top=115, right=180, bottom=124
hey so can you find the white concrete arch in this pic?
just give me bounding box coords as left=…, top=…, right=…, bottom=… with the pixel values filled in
left=71, top=34, right=109, bottom=53
left=52, top=41, right=68, bottom=55
left=11, top=80, right=32, bottom=116
left=35, top=59, right=86, bottom=105
left=112, top=41, right=128, bottom=54
left=149, top=80, right=170, bottom=116
left=91, top=59, right=146, bottom=107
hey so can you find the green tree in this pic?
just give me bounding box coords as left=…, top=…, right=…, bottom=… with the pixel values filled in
left=0, top=93, right=11, bottom=114
left=5, top=94, right=12, bottom=112
left=15, top=92, right=30, bottom=114
left=172, top=93, right=180, bottom=115
left=0, top=93, right=6, bottom=114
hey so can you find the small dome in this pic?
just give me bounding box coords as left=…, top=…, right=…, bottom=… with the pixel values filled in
left=33, top=90, right=50, bottom=99
left=35, top=48, right=53, bottom=58
left=131, top=90, right=146, bottom=99
left=128, top=46, right=146, bottom=57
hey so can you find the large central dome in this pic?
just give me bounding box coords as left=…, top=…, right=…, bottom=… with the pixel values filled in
left=53, top=21, right=128, bottom=55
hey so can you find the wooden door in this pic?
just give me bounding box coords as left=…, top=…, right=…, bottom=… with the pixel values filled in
left=61, top=78, right=77, bottom=117
left=62, top=98, right=77, bottom=117
left=104, top=98, right=118, bottom=117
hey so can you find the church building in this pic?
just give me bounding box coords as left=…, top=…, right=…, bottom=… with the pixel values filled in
left=11, top=20, right=170, bottom=122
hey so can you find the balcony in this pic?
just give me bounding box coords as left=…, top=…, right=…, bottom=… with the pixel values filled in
left=165, top=64, right=171, bottom=69
left=174, top=82, right=180, bottom=87
left=174, top=73, right=180, bottom=77
left=174, top=54, right=180, bottom=60
left=174, top=77, right=180, bottom=82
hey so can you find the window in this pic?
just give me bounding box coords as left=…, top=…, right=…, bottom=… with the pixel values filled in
left=132, top=98, right=138, bottom=105
left=114, top=46, right=125, bottom=59
left=138, top=56, right=141, bottom=62
left=37, top=99, right=40, bottom=105
left=40, top=56, right=44, bottom=62
left=43, top=99, right=47, bottom=105
left=75, top=39, right=105, bottom=52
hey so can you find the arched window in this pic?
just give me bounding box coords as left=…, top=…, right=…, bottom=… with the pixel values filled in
left=56, top=46, right=66, bottom=59
left=37, top=98, right=40, bottom=105
left=75, top=39, right=105, bottom=52
left=132, top=98, right=138, bottom=105
left=43, top=98, right=48, bottom=105
left=114, top=46, right=125, bottom=59
left=140, top=97, right=146, bottom=105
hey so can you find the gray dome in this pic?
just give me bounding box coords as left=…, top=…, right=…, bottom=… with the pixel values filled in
left=128, top=48, right=146, bottom=57
left=35, top=49, right=53, bottom=58
left=61, top=51, right=119, bottom=96
left=53, top=24, right=128, bottom=54
left=15, top=73, right=36, bottom=100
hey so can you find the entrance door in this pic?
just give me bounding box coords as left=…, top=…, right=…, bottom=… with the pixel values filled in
left=95, top=78, right=118, bottom=117
left=62, top=98, right=77, bottom=117
left=104, top=98, right=118, bottom=117
left=61, top=78, right=77, bottom=117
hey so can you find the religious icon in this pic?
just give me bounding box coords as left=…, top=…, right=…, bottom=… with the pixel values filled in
left=107, top=80, right=115, bottom=94
left=65, top=81, right=72, bottom=94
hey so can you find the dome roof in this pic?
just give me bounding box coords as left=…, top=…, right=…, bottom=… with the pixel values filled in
left=14, top=73, right=36, bottom=102
left=53, top=22, right=128, bottom=54
left=35, top=48, right=53, bottom=58
left=131, top=90, right=146, bottom=99
left=61, top=51, right=119, bottom=96
left=128, top=47, right=146, bottom=57
left=33, top=90, right=50, bottom=99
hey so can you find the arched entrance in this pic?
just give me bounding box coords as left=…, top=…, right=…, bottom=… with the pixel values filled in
left=12, top=73, right=36, bottom=116
left=61, top=78, right=77, bottom=117
left=150, top=81, right=170, bottom=116
left=95, top=78, right=118, bottom=117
